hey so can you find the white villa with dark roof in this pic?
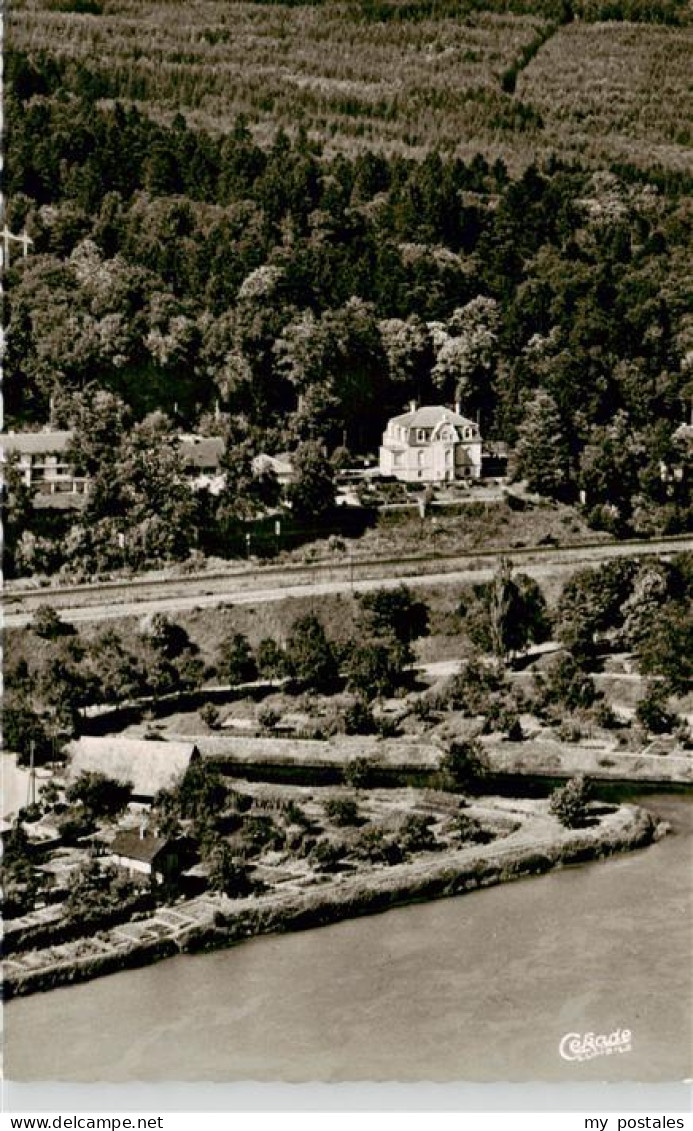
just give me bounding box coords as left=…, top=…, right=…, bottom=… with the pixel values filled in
left=379, top=404, right=483, bottom=482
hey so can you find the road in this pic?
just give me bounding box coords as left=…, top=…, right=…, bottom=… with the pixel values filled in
left=4, top=535, right=692, bottom=628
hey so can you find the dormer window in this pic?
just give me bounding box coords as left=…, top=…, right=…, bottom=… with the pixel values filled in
left=417, top=428, right=426, bottom=442
left=464, top=428, right=472, bottom=439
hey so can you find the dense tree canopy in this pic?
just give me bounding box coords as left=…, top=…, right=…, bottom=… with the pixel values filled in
left=2, top=41, right=691, bottom=578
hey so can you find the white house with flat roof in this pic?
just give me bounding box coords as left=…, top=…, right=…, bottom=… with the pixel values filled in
left=379, top=404, right=482, bottom=483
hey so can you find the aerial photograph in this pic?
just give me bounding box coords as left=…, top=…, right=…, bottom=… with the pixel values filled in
left=1, top=0, right=692, bottom=1093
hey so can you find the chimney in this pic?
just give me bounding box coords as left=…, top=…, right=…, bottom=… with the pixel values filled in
left=454, top=400, right=461, bottom=415
left=409, top=399, right=417, bottom=412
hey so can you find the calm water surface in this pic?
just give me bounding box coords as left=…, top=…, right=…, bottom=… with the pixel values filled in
left=5, top=795, right=692, bottom=1083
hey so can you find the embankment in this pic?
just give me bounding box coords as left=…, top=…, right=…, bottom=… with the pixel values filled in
left=2, top=804, right=659, bottom=1000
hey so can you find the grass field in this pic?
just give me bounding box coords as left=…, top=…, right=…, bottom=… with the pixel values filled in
left=9, top=0, right=692, bottom=172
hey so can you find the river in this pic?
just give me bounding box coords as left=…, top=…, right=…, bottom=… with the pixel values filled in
left=5, top=794, right=692, bottom=1083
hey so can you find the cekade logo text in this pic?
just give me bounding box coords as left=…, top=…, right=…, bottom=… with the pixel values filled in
left=559, top=1029, right=632, bottom=1062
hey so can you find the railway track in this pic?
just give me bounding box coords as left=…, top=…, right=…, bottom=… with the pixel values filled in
left=4, top=533, right=692, bottom=628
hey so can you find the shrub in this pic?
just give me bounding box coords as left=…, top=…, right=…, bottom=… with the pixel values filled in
left=205, top=842, right=254, bottom=898
left=284, top=614, right=338, bottom=693
left=535, top=654, right=598, bottom=713
left=237, top=814, right=284, bottom=857
left=57, top=807, right=96, bottom=844
left=342, top=697, right=376, bottom=735
left=549, top=775, right=592, bottom=829
left=258, top=705, right=281, bottom=732
left=635, top=684, right=676, bottom=734
left=199, top=703, right=220, bottom=730
left=344, top=756, right=378, bottom=789
left=449, top=812, right=495, bottom=845
left=439, top=737, right=487, bottom=789
left=591, top=700, right=619, bottom=730
left=375, top=714, right=400, bottom=738
left=438, top=660, right=505, bottom=716
left=353, top=827, right=403, bottom=866
left=344, top=637, right=405, bottom=699
left=218, top=632, right=257, bottom=686
left=556, top=720, right=583, bottom=743
left=32, top=604, right=69, bottom=639
left=399, top=813, right=437, bottom=853
left=309, top=838, right=346, bottom=872
left=324, top=796, right=361, bottom=827
left=256, top=638, right=286, bottom=682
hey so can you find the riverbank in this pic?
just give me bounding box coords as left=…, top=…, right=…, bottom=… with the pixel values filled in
left=2, top=801, right=660, bottom=1001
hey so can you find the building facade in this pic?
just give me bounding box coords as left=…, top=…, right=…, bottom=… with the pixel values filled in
left=2, top=431, right=89, bottom=498
left=1, top=431, right=227, bottom=504
left=379, top=404, right=483, bottom=483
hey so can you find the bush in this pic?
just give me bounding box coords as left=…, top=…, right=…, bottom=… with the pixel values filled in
left=309, top=838, right=346, bottom=872
left=449, top=812, right=495, bottom=845
left=65, top=771, right=133, bottom=821
left=535, top=655, right=598, bottom=713
left=284, top=614, right=338, bottom=693
left=344, top=756, right=378, bottom=789
left=439, top=737, right=487, bottom=789
left=549, top=775, right=592, bottom=829
left=344, top=637, right=406, bottom=699
left=258, top=705, right=281, bottom=732
left=57, top=807, right=96, bottom=844
left=438, top=660, right=505, bottom=716
left=353, top=827, right=403, bottom=866
left=324, top=796, right=361, bottom=826
left=399, top=813, right=437, bottom=853
left=556, top=720, right=583, bottom=743
left=256, top=638, right=286, bottom=682
left=236, top=814, right=284, bottom=857
left=342, top=697, right=376, bottom=735
left=218, top=632, right=257, bottom=686
left=635, top=685, right=676, bottom=734
left=32, top=604, right=69, bottom=639
left=199, top=703, right=221, bottom=730
left=205, top=842, right=254, bottom=898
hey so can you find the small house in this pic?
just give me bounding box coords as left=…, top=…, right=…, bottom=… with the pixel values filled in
left=252, top=451, right=294, bottom=486
left=177, top=434, right=225, bottom=494
left=109, top=829, right=182, bottom=884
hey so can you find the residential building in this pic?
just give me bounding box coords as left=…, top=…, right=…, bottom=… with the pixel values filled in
left=252, top=451, right=294, bottom=486
left=109, top=828, right=183, bottom=884
left=1, top=431, right=88, bottom=498
left=176, top=434, right=225, bottom=494
left=1, top=430, right=227, bottom=504
left=379, top=404, right=483, bottom=482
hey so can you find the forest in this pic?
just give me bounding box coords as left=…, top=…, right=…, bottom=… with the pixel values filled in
left=3, top=0, right=692, bottom=577
left=8, top=0, right=692, bottom=170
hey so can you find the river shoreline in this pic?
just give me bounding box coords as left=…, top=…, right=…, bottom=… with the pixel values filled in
left=2, top=802, right=660, bottom=1001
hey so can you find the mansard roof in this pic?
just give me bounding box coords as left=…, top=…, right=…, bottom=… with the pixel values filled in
left=389, top=405, right=478, bottom=430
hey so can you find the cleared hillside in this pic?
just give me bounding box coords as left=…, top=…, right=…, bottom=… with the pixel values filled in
left=7, top=0, right=693, bottom=172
